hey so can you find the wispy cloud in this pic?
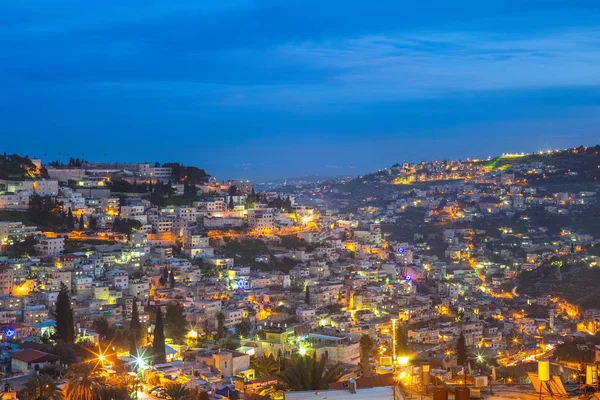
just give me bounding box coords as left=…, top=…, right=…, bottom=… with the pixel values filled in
left=221, top=28, right=600, bottom=108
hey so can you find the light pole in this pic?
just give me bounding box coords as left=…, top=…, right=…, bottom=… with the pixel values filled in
left=391, top=318, right=397, bottom=369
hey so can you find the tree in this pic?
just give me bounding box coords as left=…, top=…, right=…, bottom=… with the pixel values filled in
left=305, top=286, right=310, bottom=305
left=457, top=331, right=467, bottom=366
left=278, top=353, right=343, bottom=391
left=216, top=312, right=226, bottom=339
left=54, top=282, right=75, bottom=343
left=21, top=374, right=64, bottom=400
left=28, top=194, right=65, bottom=228
left=228, top=196, right=234, bottom=210
left=251, top=354, right=279, bottom=378
left=164, top=383, right=192, bottom=400
left=235, top=320, right=252, bottom=338
left=67, top=208, right=75, bottom=230
left=112, top=218, right=141, bottom=234
left=153, top=307, right=166, bottom=364
left=10, top=235, right=38, bottom=257
left=92, top=317, right=113, bottom=342
left=359, top=334, right=375, bottom=377
left=169, top=270, right=176, bottom=288
left=79, top=214, right=85, bottom=230
left=396, top=323, right=409, bottom=355
left=162, top=267, right=169, bottom=285
left=39, top=166, right=50, bottom=179
left=89, top=216, right=98, bottom=232
left=64, top=366, right=106, bottom=400
left=130, top=299, right=141, bottom=332
left=164, top=302, right=187, bottom=344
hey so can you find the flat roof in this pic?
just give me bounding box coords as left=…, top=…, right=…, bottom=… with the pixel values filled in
left=284, top=386, right=395, bottom=400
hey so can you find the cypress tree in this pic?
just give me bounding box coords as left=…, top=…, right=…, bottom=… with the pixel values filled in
left=305, top=286, right=310, bottom=305
left=67, top=208, right=74, bottom=230
left=129, top=299, right=141, bottom=356
left=54, top=282, right=75, bottom=343
left=457, top=331, right=467, bottom=366
left=79, top=214, right=85, bottom=229
left=153, top=308, right=166, bottom=364
left=89, top=216, right=98, bottom=231
left=130, top=299, right=141, bottom=332
left=169, top=270, right=175, bottom=288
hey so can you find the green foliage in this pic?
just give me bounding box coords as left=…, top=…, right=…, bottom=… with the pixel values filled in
left=0, top=153, right=38, bottom=179
left=251, top=354, right=280, bottom=377
left=28, top=194, right=66, bottom=229
left=359, top=334, right=375, bottom=377
left=92, top=317, right=114, bottom=342
left=64, top=365, right=106, bottom=400
left=267, top=195, right=293, bottom=212
left=235, top=320, right=252, bottom=338
left=278, top=353, right=343, bottom=391
left=112, top=218, right=142, bottom=234
left=67, top=208, right=75, bottom=230
left=457, top=332, right=467, bottom=366
left=152, top=307, right=166, bottom=364
left=216, top=312, right=225, bottom=340
left=164, top=302, right=187, bottom=344
left=164, top=383, right=192, bottom=400
left=110, top=179, right=148, bottom=193
left=7, top=235, right=38, bottom=257
left=54, top=282, right=75, bottom=343
left=21, top=374, right=64, bottom=400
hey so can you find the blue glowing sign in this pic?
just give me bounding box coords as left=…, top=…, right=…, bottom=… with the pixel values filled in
left=403, top=275, right=412, bottom=282
left=3, top=327, right=15, bottom=339
left=236, top=279, right=250, bottom=290
left=397, top=247, right=405, bottom=254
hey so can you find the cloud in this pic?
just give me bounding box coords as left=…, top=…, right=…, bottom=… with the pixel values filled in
left=239, top=28, right=600, bottom=107
left=2, top=1, right=600, bottom=113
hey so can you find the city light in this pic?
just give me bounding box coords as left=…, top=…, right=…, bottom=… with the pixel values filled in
left=397, top=356, right=409, bottom=367
left=187, top=329, right=198, bottom=339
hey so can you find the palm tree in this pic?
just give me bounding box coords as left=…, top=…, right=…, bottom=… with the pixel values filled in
left=251, top=354, right=280, bottom=377
left=64, top=365, right=106, bottom=400
left=278, top=353, right=343, bottom=391
left=359, top=334, right=375, bottom=377
left=166, top=383, right=193, bottom=400
left=22, top=374, right=64, bottom=400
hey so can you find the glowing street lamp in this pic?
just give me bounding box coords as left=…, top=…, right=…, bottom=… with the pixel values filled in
left=135, top=356, right=146, bottom=369
left=187, top=329, right=198, bottom=339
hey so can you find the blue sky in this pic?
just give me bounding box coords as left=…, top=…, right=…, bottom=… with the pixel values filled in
left=2, top=1, right=600, bottom=180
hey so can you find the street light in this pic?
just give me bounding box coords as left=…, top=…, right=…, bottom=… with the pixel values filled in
left=135, top=356, right=146, bottom=369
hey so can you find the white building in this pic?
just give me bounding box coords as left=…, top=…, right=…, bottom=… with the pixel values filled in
left=36, top=236, right=64, bottom=256
left=248, top=209, right=274, bottom=230
left=33, top=180, right=59, bottom=196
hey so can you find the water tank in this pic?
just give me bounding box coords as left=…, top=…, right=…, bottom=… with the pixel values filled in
left=455, top=386, right=470, bottom=400
left=432, top=386, right=448, bottom=400
left=538, top=360, right=550, bottom=382
left=586, top=364, right=598, bottom=386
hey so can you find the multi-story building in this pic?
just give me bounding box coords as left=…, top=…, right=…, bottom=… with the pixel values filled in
left=33, top=180, right=59, bottom=196
left=36, top=236, right=64, bottom=256
left=0, top=266, right=14, bottom=295
left=248, top=209, right=274, bottom=230
left=0, top=222, right=38, bottom=244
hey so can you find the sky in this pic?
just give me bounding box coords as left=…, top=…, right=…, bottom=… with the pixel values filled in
left=2, top=1, right=600, bottom=181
